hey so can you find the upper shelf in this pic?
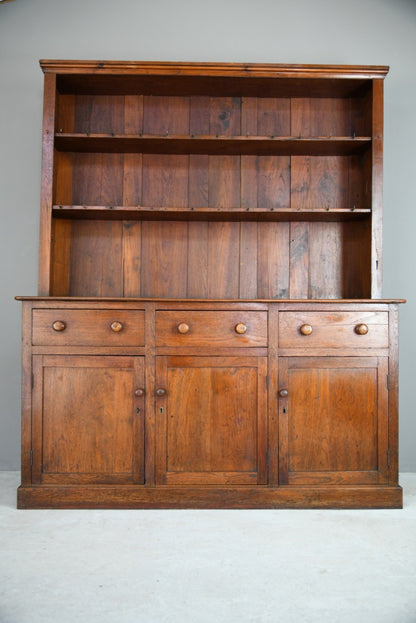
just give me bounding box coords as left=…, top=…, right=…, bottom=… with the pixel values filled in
left=54, top=133, right=372, bottom=156
left=41, top=60, right=388, bottom=98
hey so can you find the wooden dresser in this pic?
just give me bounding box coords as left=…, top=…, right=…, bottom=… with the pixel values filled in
left=17, top=61, right=403, bottom=508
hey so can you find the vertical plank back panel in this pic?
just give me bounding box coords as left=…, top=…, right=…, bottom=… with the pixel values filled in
left=308, top=222, right=343, bottom=299
left=142, top=154, right=189, bottom=207
left=141, top=221, right=188, bottom=297
left=124, top=95, right=143, bottom=134
left=209, top=156, right=240, bottom=208
left=239, top=222, right=258, bottom=298
left=257, top=222, right=290, bottom=298
left=289, top=222, right=310, bottom=298
left=208, top=222, right=240, bottom=298
left=122, top=221, right=142, bottom=297
left=50, top=219, right=72, bottom=296
left=69, top=220, right=123, bottom=296
left=187, top=222, right=209, bottom=298
left=209, top=97, right=241, bottom=135
left=256, top=98, right=290, bottom=135
left=143, top=96, right=190, bottom=135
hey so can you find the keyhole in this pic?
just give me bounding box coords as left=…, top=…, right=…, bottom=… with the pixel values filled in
left=160, top=407, right=164, bottom=414
left=283, top=407, right=287, bottom=414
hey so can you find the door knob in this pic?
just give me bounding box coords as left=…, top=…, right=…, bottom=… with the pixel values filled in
left=134, top=388, right=145, bottom=397
left=177, top=323, right=190, bottom=334
left=155, top=388, right=167, bottom=397
left=52, top=321, right=66, bottom=332
left=278, top=389, right=288, bottom=398
left=110, top=321, right=123, bottom=332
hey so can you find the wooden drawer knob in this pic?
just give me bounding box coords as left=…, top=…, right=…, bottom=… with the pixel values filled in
left=235, top=323, right=247, bottom=335
left=134, top=388, right=145, bottom=397
left=355, top=323, right=369, bottom=335
left=110, top=321, right=123, bottom=332
left=278, top=389, right=288, bottom=398
left=156, top=388, right=167, bottom=397
left=52, top=321, right=66, bottom=332
left=177, top=323, right=190, bottom=334
left=300, top=324, right=313, bottom=336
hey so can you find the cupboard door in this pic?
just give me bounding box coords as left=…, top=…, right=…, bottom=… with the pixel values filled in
left=278, top=357, right=389, bottom=485
left=32, top=355, right=145, bottom=484
left=155, top=356, right=267, bottom=485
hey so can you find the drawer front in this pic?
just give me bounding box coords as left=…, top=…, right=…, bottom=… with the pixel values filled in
left=156, top=311, right=267, bottom=347
left=32, top=309, right=145, bottom=346
left=279, top=311, right=389, bottom=349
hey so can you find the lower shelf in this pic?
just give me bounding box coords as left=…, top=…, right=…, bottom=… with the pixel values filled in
left=17, top=484, right=403, bottom=510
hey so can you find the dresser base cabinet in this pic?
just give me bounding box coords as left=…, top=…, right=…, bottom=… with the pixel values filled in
left=17, top=298, right=402, bottom=509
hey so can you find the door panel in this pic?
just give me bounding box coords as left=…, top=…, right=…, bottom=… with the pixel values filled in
left=32, top=355, right=144, bottom=484
left=156, top=356, right=267, bottom=485
left=278, top=356, right=388, bottom=485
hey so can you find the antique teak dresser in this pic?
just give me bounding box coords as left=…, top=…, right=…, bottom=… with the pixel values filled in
left=17, top=60, right=404, bottom=509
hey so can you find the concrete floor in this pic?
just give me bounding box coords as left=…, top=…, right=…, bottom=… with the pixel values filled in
left=0, top=472, right=415, bottom=623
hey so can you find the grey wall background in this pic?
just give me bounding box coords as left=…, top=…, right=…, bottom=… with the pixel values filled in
left=0, top=0, right=415, bottom=471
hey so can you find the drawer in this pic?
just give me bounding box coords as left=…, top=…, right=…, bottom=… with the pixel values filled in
left=279, top=311, right=388, bottom=349
left=32, top=309, right=145, bottom=346
left=156, top=311, right=267, bottom=347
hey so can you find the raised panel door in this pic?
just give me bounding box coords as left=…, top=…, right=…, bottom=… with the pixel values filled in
left=155, top=356, right=268, bottom=485
left=278, top=356, right=389, bottom=485
left=32, top=355, right=145, bottom=484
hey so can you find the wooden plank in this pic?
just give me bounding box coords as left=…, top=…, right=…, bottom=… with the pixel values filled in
left=69, top=220, right=123, bottom=296
left=257, top=156, right=290, bottom=208
left=38, top=73, right=56, bottom=295
left=143, top=95, right=190, bottom=135
left=122, top=221, right=141, bottom=296
left=124, top=95, right=143, bottom=133
left=20, top=302, right=33, bottom=484
left=50, top=218, right=71, bottom=296
left=388, top=305, right=399, bottom=484
left=187, top=222, right=209, bottom=298
left=308, top=222, right=343, bottom=298
left=141, top=221, right=188, bottom=297
left=208, top=222, right=240, bottom=298
left=372, top=79, right=384, bottom=297
left=289, top=221, right=309, bottom=298
left=209, top=96, right=241, bottom=135
left=209, top=156, right=240, bottom=208
left=71, top=153, right=124, bottom=205
left=189, top=96, right=210, bottom=134
left=257, top=97, right=290, bottom=135
left=267, top=305, right=279, bottom=485
left=257, top=222, right=289, bottom=298
left=291, top=155, right=349, bottom=210
left=142, top=154, right=188, bottom=207
left=239, top=222, right=258, bottom=298
left=241, top=97, right=257, bottom=136
left=122, top=154, right=142, bottom=206
left=189, top=155, right=209, bottom=207
left=17, top=484, right=403, bottom=509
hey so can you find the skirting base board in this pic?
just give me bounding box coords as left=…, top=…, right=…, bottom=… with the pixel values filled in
left=17, top=485, right=403, bottom=510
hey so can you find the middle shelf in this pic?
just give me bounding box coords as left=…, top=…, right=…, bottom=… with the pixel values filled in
left=54, top=133, right=372, bottom=156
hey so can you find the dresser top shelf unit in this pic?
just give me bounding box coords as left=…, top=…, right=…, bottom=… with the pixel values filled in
left=38, top=60, right=387, bottom=300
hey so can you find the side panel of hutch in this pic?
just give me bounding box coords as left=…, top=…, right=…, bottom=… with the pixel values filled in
left=17, top=61, right=403, bottom=508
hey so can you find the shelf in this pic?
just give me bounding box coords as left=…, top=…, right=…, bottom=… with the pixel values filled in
left=54, top=133, right=372, bottom=156
left=52, top=205, right=371, bottom=222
